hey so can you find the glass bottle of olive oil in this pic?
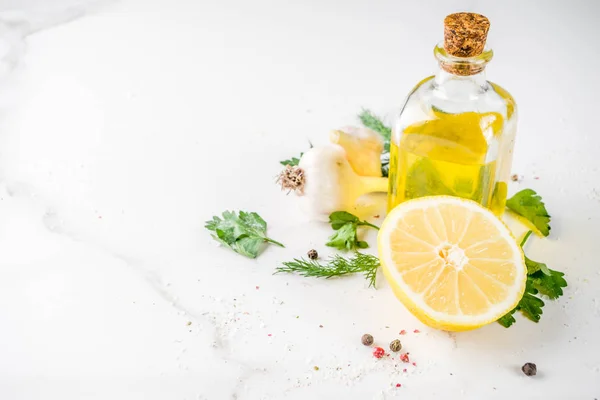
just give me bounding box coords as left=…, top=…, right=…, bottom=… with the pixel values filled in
left=388, top=13, right=517, bottom=215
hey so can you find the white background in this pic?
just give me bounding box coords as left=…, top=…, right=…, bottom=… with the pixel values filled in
left=0, top=0, right=598, bottom=399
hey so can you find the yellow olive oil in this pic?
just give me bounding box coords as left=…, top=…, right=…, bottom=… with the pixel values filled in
left=388, top=110, right=508, bottom=215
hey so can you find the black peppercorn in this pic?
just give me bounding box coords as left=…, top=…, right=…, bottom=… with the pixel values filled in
left=361, top=333, right=374, bottom=346
left=307, top=249, right=318, bottom=260
left=521, top=362, right=537, bottom=376
left=389, top=339, right=402, bottom=352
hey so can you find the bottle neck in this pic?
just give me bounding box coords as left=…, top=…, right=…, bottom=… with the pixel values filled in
left=433, top=42, right=493, bottom=78
left=431, top=42, right=493, bottom=97
left=434, top=68, right=488, bottom=88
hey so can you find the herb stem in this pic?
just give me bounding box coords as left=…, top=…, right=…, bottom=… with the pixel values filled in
left=359, top=221, right=380, bottom=230
left=520, top=230, right=533, bottom=248
left=265, top=238, right=285, bottom=248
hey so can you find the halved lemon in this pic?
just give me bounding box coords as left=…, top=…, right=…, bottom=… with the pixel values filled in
left=378, top=196, right=526, bottom=331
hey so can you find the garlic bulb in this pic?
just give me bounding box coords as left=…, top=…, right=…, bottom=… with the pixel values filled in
left=278, top=144, right=387, bottom=220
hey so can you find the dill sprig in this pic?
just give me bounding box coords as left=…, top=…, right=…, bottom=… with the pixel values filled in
left=276, top=253, right=379, bottom=288
left=358, top=109, right=392, bottom=176
left=358, top=109, right=391, bottom=143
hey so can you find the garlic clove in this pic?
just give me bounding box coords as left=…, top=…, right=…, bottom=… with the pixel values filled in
left=329, top=126, right=384, bottom=177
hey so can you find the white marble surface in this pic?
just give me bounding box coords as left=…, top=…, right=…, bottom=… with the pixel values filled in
left=0, top=0, right=599, bottom=399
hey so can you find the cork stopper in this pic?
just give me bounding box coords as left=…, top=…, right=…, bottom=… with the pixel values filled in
left=444, top=13, right=490, bottom=58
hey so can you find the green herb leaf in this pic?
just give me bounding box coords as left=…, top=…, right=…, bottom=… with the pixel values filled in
left=326, top=211, right=379, bottom=251
left=498, top=279, right=544, bottom=326
left=521, top=230, right=567, bottom=299
left=405, top=158, right=457, bottom=198
left=497, top=229, right=567, bottom=327
left=231, top=236, right=264, bottom=258
left=525, top=254, right=551, bottom=276
left=205, top=211, right=284, bottom=258
left=276, top=253, right=380, bottom=288
left=530, top=269, right=567, bottom=299
left=506, top=189, right=551, bottom=236
left=518, top=289, right=545, bottom=323
left=358, top=109, right=391, bottom=176
left=329, top=211, right=360, bottom=229
left=519, top=230, right=550, bottom=275
left=280, top=143, right=312, bottom=167
left=496, top=309, right=517, bottom=328
left=326, top=224, right=359, bottom=251
left=280, top=154, right=302, bottom=167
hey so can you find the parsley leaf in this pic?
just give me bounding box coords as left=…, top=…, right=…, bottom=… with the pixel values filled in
left=280, top=154, right=302, bottom=167
left=280, top=143, right=312, bottom=167
left=498, top=282, right=546, bottom=326
left=497, top=230, right=567, bottom=327
left=405, top=158, right=457, bottom=198
left=358, top=109, right=391, bottom=176
left=326, top=211, right=379, bottom=251
left=328, top=211, right=377, bottom=229
left=530, top=269, right=567, bottom=299
left=205, top=211, right=284, bottom=258
left=327, top=224, right=369, bottom=250
left=525, top=254, right=551, bottom=275
left=276, top=253, right=380, bottom=288
left=519, top=231, right=551, bottom=275
left=496, top=309, right=517, bottom=328
left=518, top=289, right=545, bottom=323
left=519, top=230, right=567, bottom=299
left=506, top=189, right=551, bottom=236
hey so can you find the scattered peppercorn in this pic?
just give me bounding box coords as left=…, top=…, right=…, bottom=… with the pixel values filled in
left=389, top=339, right=402, bottom=352
left=373, top=347, right=385, bottom=359
left=400, top=353, right=410, bottom=363
left=361, top=333, right=374, bottom=346
left=511, top=174, right=520, bottom=182
left=399, top=330, right=407, bottom=335
left=395, top=383, right=401, bottom=388
left=307, top=249, right=318, bottom=260
left=313, top=366, right=319, bottom=371
left=413, top=329, right=420, bottom=333
left=522, top=362, right=537, bottom=376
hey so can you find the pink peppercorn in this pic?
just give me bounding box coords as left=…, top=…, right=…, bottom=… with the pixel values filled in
left=414, top=329, right=420, bottom=333
left=400, top=353, right=410, bottom=363
left=400, top=330, right=407, bottom=335
left=373, top=347, right=386, bottom=359
left=396, top=383, right=402, bottom=388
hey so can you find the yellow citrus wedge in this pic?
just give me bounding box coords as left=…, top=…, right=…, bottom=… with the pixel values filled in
left=378, top=196, right=526, bottom=331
